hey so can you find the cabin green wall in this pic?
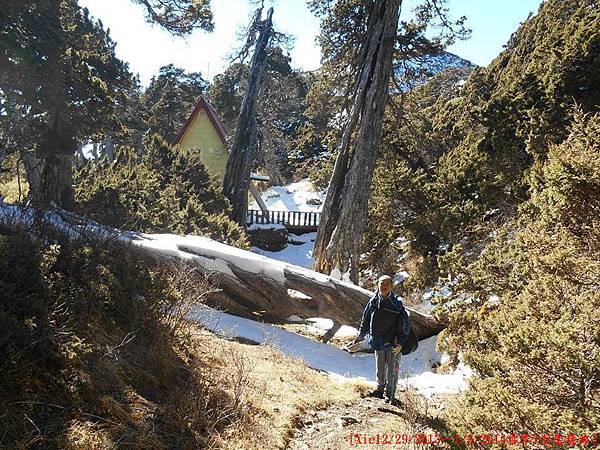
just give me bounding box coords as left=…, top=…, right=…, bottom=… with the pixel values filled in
left=178, top=109, right=228, bottom=180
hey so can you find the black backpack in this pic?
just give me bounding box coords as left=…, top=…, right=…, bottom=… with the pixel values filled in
left=400, top=325, right=419, bottom=355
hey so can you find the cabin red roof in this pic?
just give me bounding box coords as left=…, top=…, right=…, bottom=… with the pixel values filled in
left=174, top=97, right=228, bottom=146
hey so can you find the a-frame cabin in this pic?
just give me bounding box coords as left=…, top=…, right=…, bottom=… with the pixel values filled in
left=174, top=97, right=230, bottom=180
left=175, top=98, right=321, bottom=232
left=174, top=97, right=270, bottom=214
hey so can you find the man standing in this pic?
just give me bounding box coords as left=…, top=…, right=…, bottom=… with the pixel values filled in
left=351, top=275, right=411, bottom=405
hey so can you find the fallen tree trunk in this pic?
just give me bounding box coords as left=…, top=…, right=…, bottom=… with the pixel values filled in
left=0, top=203, right=445, bottom=340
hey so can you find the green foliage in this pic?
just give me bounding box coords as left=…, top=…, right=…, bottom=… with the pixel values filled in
left=141, top=64, right=209, bottom=143
left=365, top=0, right=600, bottom=280
left=74, top=135, right=249, bottom=248
left=439, top=111, right=600, bottom=437
left=364, top=68, right=475, bottom=282
left=130, top=0, right=213, bottom=35
left=296, top=152, right=335, bottom=191
left=0, top=0, right=136, bottom=147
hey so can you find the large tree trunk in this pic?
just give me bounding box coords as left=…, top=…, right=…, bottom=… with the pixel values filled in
left=223, top=7, right=273, bottom=226
left=0, top=203, right=445, bottom=341
left=29, top=1, right=76, bottom=210
left=22, top=113, right=77, bottom=210
left=313, top=0, right=401, bottom=284
left=34, top=113, right=76, bottom=209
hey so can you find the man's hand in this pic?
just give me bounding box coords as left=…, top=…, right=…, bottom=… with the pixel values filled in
left=393, top=344, right=402, bottom=355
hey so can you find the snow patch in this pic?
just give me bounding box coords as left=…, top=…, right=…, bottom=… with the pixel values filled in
left=191, top=306, right=472, bottom=397
left=249, top=178, right=326, bottom=213
left=252, top=232, right=316, bottom=268
left=288, top=289, right=312, bottom=300
left=330, top=265, right=353, bottom=284
left=247, top=222, right=287, bottom=231
left=306, top=318, right=359, bottom=339
left=393, top=271, right=409, bottom=285
left=145, top=234, right=287, bottom=283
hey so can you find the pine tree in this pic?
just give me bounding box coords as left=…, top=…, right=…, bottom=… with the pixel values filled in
left=0, top=0, right=214, bottom=209
left=441, top=110, right=600, bottom=437
left=209, top=47, right=309, bottom=186
left=141, top=65, right=209, bottom=143
left=306, top=0, right=469, bottom=283
left=312, top=0, right=401, bottom=283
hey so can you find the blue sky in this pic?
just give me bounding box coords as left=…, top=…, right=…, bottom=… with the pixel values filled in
left=79, top=0, right=543, bottom=86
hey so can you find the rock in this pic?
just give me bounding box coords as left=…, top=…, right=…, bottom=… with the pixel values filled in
left=247, top=227, right=288, bottom=251
left=336, top=416, right=359, bottom=427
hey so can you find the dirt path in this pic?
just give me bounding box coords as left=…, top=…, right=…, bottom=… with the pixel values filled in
left=287, top=390, right=449, bottom=450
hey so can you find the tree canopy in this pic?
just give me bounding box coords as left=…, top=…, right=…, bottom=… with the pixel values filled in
left=141, top=64, right=209, bottom=143
left=0, top=0, right=136, bottom=207
left=131, top=0, right=214, bottom=34
left=0, top=0, right=214, bottom=207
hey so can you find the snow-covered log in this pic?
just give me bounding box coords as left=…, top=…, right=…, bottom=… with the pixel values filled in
left=0, top=203, right=445, bottom=340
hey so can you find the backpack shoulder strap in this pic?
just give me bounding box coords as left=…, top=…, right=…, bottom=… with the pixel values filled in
left=389, top=293, right=405, bottom=312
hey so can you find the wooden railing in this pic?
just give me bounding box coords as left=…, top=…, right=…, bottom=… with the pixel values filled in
left=247, top=209, right=321, bottom=229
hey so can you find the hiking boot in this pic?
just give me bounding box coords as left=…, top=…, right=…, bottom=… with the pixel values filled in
left=366, top=389, right=384, bottom=399
left=384, top=396, right=401, bottom=406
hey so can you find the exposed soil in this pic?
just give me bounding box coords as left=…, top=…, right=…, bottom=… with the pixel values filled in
left=287, top=389, right=453, bottom=450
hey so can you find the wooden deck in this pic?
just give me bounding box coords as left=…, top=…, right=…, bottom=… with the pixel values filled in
left=247, top=209, right=321, bottom=232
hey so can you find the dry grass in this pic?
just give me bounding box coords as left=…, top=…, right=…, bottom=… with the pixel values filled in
left=179, top=325, right=365, bottom=449
left=0, top=154, right=29, bottom=204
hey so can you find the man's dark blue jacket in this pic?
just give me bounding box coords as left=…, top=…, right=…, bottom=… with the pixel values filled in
left=357, top=291, right=411, bottom=351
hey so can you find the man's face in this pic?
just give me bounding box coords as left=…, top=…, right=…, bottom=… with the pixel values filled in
left=379, top=279, right=392, bottom=297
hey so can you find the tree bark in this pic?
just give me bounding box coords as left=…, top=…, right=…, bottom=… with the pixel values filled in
left=22, top=151, right=44, bottom=204
left=223, top=7, right=274, bottom=226
left=313, top=0, right=401, bottom=284
left=36, top=111, right=76, bottom=209
left=104, top=134, right=115, bottom=161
